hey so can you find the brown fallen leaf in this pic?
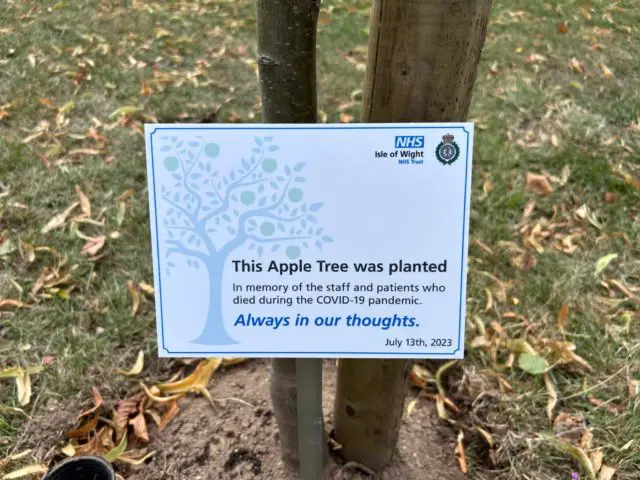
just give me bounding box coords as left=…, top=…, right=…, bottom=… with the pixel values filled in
left=41, top=202, right=80, bottom=234
left=81, top=236, right=106, bottom=257
left=525, top=172, right=553, bottom=195
left=454, top=430, right=468, bottom=473
left=77, top=386, right=103, bottom=419
left=114, top=397, right=140, bottom=440
left=0, top=299, right=25, bottom=310
left=588, top=396, right=625, bottom=415
left=159, top=400, right=180, bottom=430
left=67, top=415, right=99, bottom=438
left=557, top=303, right=570, bottom=330
left=129, top=412, right=149, bottom=443
left=557, top=21, right=569, bottom=34
left=127, top=280, right=140, bottom=318
left=75, top=185, right=91, bottom=217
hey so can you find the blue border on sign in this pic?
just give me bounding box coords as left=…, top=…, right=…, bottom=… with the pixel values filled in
left=148, top=125, right=471, bottom=357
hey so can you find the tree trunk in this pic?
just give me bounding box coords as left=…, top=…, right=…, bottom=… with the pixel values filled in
left=334, top=0, right=492, bottom=472
left=256, top=0, right=321, bottom=469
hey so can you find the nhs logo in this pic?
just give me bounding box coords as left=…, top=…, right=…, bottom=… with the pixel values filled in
left=395, top=136, right=424, bottom=149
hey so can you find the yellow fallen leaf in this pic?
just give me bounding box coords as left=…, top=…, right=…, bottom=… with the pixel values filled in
left=455, top=430, right=468, bottom=473
left=118, top=350, right=144, bottom=376
left=544, top=372, right=557, bottom=421
left=138, top=282, right=154, bottom=296
left=41, top=202, right=80, bottom=233
left=599, top=63, right=614, bottom=78
left=127, top=280, right=140, bottom=318
left=140, top=383, right=185, bottom=403
left=61, top=442, right=76, bottom=457
left=157, top=358, right=222, bottom=394
left=476, top=427, right=494, bottom=448
left=16, top=371, right=32, bottom=406
left=118, top=450, right=157, bottom=465
left=406, top=398, right=418, bottom=417
left=2, top=464, right=48, bottom=479
left=75, top=185, right=91, bottom=217
left=598, top=465, right=616, bottom=480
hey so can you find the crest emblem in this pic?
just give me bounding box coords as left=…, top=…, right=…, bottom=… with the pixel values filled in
left=435, top=134, right=460, bottom=165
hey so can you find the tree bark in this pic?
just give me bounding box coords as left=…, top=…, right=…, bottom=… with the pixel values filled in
left=334, top=0, right=492, bottom=472
left=256, top=0, right=321, bottom=469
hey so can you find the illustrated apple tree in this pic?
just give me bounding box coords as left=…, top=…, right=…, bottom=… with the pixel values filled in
left=157, top=135, right=332, bottom=345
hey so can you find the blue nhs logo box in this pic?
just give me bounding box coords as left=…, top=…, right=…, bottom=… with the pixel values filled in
left=394, top=136, right=424, bottom=148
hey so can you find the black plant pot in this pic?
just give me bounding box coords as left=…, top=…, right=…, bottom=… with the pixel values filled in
left=43, top=456, right=115, bottom=480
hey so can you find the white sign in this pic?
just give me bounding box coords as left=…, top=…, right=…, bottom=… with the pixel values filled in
left=144, top=123, right=474, bottom=358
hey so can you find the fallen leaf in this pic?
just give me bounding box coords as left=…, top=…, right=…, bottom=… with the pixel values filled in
left=159, top=400, right=180, bottom=430
left=588, top=396, right=625, bottom=415
left=518, top=353, right=547, bottom=375
left=118, top=450, right=157, bottom=465
left=594, top=253, right=618, bottom=276
left=544, top=372, right=558, bottom=420
left=81, top=236, right=106, bottom=257
left=138, top=282, right=154, bottom=296
left=557, top=21, right=569, bottom=34
left=455, top=430, right=468, bottom=473
left=20, top=241, right=36, bottom=263
left=0, top=238, right=16, bottom=257
left=61, top=442, right=76, bottom=457
left=569, top=58, right=586, bottom=73
left=157, top=358, right=223, bottom=394
left=557, top=304, right=570, bottom=330
left=599, top=63, right=614, bottom=77
left=590, top=450, right=603, bottom=473
left=15, top=371, right=33, bottom=406
left=77, top=386, right=103, bottom=419
left=598, top=465, right=616, bottom=480
left=339, top=112, right=354, bottom=123
left=547, top=436, right=596, bottom=480
left=114, top=397, right=140, bottom=438
left=129, top=412, right=149, bottom=443
left=66, top=415, right=99, bottom=438
left=408, top=364, right=434, bottom=389
left=75, top=185, right=91, bottom=217
left=1, top=464, right=48, bottom=479
left=104, top=434, right=127, bottom=462
left=141, top=384, right=185, bottom=403
left=41, top=202, right=80, bottom=233
left=525, top=172, right=553, bottom=195
left=406, top=398, right=418, bottom=417
left=0, top=299, right=25, bottom=310
left=118, top=350, right=145, bottom=376
left=127, top=280, right=140, bottom=318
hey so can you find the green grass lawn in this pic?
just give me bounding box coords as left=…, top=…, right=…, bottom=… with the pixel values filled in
left=1, top=0, right=639, bottom=478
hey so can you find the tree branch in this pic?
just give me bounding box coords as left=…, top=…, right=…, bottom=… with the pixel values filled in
left=163, top=196, right=196, bottom=225
left=165, top=239, right=210, bottom=263
left=246, top=234, right=312, bottom=244
left=176, top=144, right=203, bottom=218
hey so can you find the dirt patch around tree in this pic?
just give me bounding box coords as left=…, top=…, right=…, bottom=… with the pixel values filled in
left=121, top=359, right=464, bottom=480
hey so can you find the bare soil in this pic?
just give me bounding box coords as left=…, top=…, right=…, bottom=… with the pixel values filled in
left=122, top=359, right=464, bottom=480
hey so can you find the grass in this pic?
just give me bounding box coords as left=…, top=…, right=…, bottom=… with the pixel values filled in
left=1, top=0, right=639, bottom=478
